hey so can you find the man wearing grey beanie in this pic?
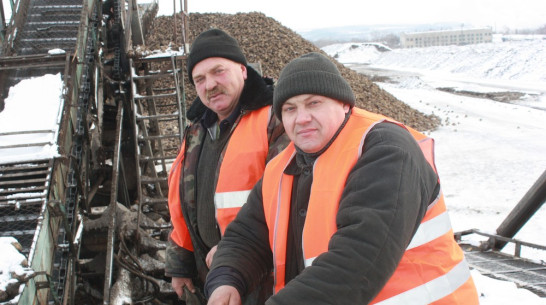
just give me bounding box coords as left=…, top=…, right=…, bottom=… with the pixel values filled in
left=166, top=28, right=288, bottom=304
left=206, top=52, right=478, bottom=304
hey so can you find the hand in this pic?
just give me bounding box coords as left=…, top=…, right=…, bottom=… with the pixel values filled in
left=207, top=285, right=241, bottom=305
left=171, top=277, right=196, bottom=299
left=206, top=245, right=218, bottom=268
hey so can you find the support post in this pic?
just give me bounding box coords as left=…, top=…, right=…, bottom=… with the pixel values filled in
left=492, top=169, right=546, bottom=250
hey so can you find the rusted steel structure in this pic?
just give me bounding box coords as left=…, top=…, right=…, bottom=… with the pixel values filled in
left=0, top=0, right=189, bottom=304
left=0, top=1, right=99, bottom=304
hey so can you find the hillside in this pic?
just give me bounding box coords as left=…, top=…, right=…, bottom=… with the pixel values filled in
left=144, top=12, right=440, bottom=131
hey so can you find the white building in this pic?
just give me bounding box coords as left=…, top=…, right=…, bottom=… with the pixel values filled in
left=401, top=28, right=492, bottom=48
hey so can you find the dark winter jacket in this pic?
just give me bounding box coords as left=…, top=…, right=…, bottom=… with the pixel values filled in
left=205, top=121, right=440, bottom=304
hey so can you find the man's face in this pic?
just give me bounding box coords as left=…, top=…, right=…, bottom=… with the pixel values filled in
left=281, top=94, right=349, bottom=153
left=192, top=57, right=247, bottom=120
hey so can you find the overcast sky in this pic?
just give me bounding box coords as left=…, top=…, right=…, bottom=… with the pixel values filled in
left=153, top=0, right=546, bottom=32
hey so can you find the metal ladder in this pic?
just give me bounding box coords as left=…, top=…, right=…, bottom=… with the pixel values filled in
left=129, top=53, right=186, bottom=218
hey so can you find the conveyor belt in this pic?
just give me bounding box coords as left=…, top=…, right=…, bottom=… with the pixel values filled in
left=0, top=159, right=53, bottom=259
left=465, top=249, right=546, bottom=297
left=457, top=229, right=546, bottom=297
left=13, top=0, right=83, bottom=56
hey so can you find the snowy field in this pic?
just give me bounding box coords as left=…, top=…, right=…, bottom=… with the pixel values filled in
left=324, top=35, right=546, bottom=303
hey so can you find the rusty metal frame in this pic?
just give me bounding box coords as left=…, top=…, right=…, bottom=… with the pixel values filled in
left=102, top=100, right=124, bottom=304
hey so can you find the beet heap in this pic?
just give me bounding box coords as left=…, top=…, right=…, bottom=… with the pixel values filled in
left=144, top=12, right=440, bottom=131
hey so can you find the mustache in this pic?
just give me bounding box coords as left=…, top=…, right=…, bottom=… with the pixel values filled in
left=206, top=87, right=226, bottom=100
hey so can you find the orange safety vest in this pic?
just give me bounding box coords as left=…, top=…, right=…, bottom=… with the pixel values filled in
left=262, top=108, right=478, bottom=304
left=168, top=106, right=271, bottom=251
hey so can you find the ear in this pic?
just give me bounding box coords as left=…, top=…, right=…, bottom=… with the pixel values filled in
left=343, top=103, right=350, bottom=113
left=240, top=64, right=248, bottom=80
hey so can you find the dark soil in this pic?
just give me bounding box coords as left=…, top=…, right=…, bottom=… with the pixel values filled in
left=437, top=87, right=526, bottom=103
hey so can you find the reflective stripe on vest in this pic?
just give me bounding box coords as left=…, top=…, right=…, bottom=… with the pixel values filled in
left=215, top=106, right=271, bottom=235
left=374, top=259, right=472, bottom=305
left=262, top=107, right=478, bottom=303
left=214, top=190, right=252, bottom=209
left=305, top=195, right=451, bottom=266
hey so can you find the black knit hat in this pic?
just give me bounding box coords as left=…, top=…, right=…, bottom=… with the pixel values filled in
left=187, top=29, right=247, bottom=85
left=273, top=52, right=355, bottom=119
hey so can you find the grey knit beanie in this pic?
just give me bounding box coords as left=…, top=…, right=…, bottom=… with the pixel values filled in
left=187, top=29, right=247, bottom=84
left=273, top=52, right=355, bottom=119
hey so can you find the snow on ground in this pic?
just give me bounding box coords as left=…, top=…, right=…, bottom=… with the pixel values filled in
left=324, top=34, right=546, bottom=81
left=0, top=73, right=64, bottom=164
left=0, top=237, right=34, bottom=304
left=324, top=35, right=546, bottom=303
left=324, top=34, right=546, bottom=99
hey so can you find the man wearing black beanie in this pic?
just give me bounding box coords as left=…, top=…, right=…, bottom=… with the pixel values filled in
left=166, top=28, right=288, bottom=304
left=205, top=52, right=479, bottom=304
